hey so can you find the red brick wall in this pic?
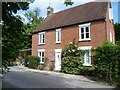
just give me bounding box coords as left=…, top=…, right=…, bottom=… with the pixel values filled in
left=78, top=21, right=106, bottom=48
left=32, top=20, right=106, bottom=65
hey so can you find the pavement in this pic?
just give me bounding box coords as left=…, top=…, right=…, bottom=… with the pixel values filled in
left=10, top=66, right=113, bottom=87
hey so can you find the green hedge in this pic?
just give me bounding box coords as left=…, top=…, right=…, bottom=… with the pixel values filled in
left=61, top=56, right=83, bottom=74
left=92, top=42, right=120, bottom=87
left=27, top=55, right=40, bottom=69
left=80, top=67, right=95, bottom=76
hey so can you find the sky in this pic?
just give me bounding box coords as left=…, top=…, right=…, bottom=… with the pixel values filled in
left=17, top=0, right=120, bottom=24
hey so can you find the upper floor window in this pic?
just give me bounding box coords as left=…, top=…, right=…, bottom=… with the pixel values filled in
left=38, top=49, right=45, bottom=64
left=56, top=29, right=61, bottom=43
left=79, top=23, right=91, bottom=41
left=109, top=8, right=113, bottom=20
left=39, top=32, right=45, bottom=44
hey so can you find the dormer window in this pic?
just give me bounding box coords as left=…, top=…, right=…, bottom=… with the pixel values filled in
left=39, top=32, right=45, bottom=45
left=79, top=23, right=91, bottom=41
left=56, top=29, right=61, bottom=43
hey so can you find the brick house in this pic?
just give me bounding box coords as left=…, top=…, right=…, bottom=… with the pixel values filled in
left=32, top=1, right=115, bottom=71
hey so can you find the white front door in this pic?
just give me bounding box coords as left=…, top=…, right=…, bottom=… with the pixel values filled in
left=55, top=52, right=61, bottom=71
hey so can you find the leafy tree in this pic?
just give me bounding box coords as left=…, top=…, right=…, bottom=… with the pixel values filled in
left=2, top=2, right=31, bottom=63
left=21, top=7, right=43, bottom=49
left=114, top=23, right=120, bottom=43
left=2, top=0, right=72, bottom=64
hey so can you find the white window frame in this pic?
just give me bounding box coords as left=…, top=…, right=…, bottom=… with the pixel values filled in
left=79, top=23, right=91, bottom=41
left=109, top=8, right=113, bottom=20
left=110, top=31, right=113, bottom=42
left=78, top=46, right=92, bottom=66
left=55, top=49, right=62, bottom=53
left=56, top=29, right=61, bottom=43
left=39, top=32, right=45, bottom=45
left=38, top=49, right=45, bottom=64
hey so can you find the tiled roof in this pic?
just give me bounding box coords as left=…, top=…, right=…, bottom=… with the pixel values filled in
left=33, top=2, right=108, bottom=33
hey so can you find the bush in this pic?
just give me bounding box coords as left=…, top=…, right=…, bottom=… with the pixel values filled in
left=92, top=41, right=120, bottom=86
left=27, top=55, right=40, bottom=69
left=38, top=65, right=45, bottom=70
left=61, top=56, right=83, bottom=74
left=49, top=64, right=55, bottom=71
left=62, top=39, right=81, bottom=57
left=80, top=67, right=95, bottom=76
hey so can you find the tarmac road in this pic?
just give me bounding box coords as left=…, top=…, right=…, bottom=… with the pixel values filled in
left=2, top=66, right=115, bottom=89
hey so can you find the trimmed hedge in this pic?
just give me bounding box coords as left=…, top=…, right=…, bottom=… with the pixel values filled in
left=27, top=55, right=40, bottom=69
left=61, top=56, right=83, bottom=74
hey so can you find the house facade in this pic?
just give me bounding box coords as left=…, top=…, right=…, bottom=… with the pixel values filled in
left=32, top=2, right=115, bottom=71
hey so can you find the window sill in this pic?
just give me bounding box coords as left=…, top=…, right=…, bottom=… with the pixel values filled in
left=55, top=42, right=61, bottom=44
left=38, top=43, right=45, bottom=46
left=83, top=64, right=92, bottom=66
left=40, top=62, right=44, bottom=64
left=79, top=39, right=91, bottom=42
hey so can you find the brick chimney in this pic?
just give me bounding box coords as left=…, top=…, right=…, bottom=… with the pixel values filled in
left=47, top=6, right=54, bottom=16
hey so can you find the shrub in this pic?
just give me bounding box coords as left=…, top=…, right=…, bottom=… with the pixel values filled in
left=38, top=65, right=45, bottom=70
left=49, top=64, right=55, bottom=71
left=62, top=39, right=81, bottom=57
left=80, top=67, right=95, bottom=76
left=92, top=41, right=120, bottom=86
left=27, top=55, right=40, bottom=69
left=61, top=56, right=83, bottom=74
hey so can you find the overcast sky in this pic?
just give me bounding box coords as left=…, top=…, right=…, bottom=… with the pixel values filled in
left=17, top=0, right=119, bottom=23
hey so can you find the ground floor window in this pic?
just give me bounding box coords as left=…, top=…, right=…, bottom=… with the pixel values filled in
left=78, top=46, right=92, bottom=66
left=38, top=49, right=45, bottom=64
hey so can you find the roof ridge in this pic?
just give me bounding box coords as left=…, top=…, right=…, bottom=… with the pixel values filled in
left=53, top=1, right=100, bottom=15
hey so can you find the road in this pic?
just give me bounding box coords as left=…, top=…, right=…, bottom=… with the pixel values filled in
left=2, top=67, right=114, bottom=89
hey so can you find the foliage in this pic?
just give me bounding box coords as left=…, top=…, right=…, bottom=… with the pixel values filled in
left=92, top=41, right=120, bottom=86
left=61, top=39, right=85, bottom=74
left=61, top=56, right=83, bottom=74
left=24, top=7, right=42, bottom=25
left=44, top=57, right=49, bottom=67
left=80, top=67, right=95, bottom=76
left=2, top=2, right=43, bottom=64
left=2, top=2, right=30, bottom=63
left=114, top=23, right=120, bottom=42
left=62, top=39, right=82, bottom=57
left=64, top=0, right=74, bottom=6
left=27, top=55, right=40, bottom=69
left=2, top=0, right=71, bottom=64
left=49, top=64, right=55, bottom=71
left=38, top=65, right=45, bottom=70
left=19, top=7, right=43, bottom=49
